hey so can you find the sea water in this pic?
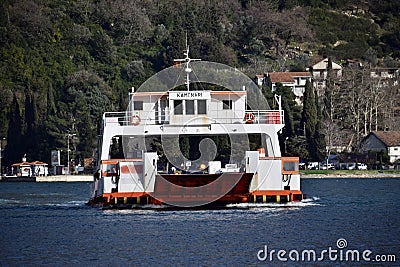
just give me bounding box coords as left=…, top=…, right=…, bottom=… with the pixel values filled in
left=0, top=178, right=399, bottom=266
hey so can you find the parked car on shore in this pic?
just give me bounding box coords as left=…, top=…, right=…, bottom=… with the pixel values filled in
left=347, top=163, right=357, bottom=170
left=347, top=162, right=368, bottom=170
left=321, top=163, right=335, bottom=170
left=307, top=162, right=319, bottom=170
left=356, top=163, right=368, bottom=170
left=299, top=163, right=306, bottom=170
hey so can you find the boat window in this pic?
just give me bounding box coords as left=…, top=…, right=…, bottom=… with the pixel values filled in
left=197, top=100, right=206, bottom=114
left=186, top=100, right=195, bottom=115
left=174, top=100, right=183, bottom=115
left=133, top=101, right=143, bottom=110
left=102, top=164, right=117, bottom=176
left=223, top=100, right=232, bottom=110
left=283, top=161, right=298, bottom=172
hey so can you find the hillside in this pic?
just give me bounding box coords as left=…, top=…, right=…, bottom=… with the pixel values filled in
left=0, top=0, right=399, bottom=168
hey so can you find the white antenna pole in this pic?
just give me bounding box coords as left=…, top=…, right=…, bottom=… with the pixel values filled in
left=185, top=33, right=190, bottom=91
left=185, top=32, right=188, bottom=51
left=274, top=94, right=282, bottom=111
left=173, top=32, right=201, bottom=91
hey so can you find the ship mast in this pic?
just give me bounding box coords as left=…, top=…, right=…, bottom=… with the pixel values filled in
left=173, top=34, right=201, bottom=90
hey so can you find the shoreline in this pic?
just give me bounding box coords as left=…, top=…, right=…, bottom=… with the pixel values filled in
left=2, top=174, right=400, bottom=182
left=301, top=173, right=400, bottom=179
left=0, top=175, right=93, bottom=182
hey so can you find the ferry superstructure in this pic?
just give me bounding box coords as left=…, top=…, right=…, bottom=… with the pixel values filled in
left=88, top=47, right=304, bottom=208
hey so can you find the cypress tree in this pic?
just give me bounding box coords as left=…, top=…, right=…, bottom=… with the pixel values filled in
left=314, top=89, right=326, bottom=161
left=5, top=94, right=23, bottom=165
left=324, top=57, right=334, bottom=122
left=275, top=83, right=295, bottom=137
left=301, top=79, right=317, bottom=161
left=274, top=84, right=296, bottom=155
left=24, top=92, right=40, bottom=160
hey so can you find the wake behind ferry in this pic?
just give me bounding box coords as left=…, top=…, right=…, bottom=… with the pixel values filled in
left=88, top=46, right=304, bottom=208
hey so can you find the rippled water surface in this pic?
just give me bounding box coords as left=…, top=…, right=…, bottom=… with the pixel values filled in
left=1, top=179, right=399, bottom=266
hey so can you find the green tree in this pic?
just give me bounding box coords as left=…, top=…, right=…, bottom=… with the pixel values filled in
left=0, top=0, right=399, bottom=169
left=314, top=89, right=325, bottom=161
left=301, top=79, right=318, bottom=161
left=275, top=83, right=296, bottom=138
left=24, top=92, right=40, bottom=160
left=273, top=83, right=307, bottom=156
left=64, top=70, right=114, bottom=158
left=5, top=94, right=24, bottom=165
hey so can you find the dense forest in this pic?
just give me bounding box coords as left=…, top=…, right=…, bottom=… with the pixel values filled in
left=0, top=0, right=399, bottom=170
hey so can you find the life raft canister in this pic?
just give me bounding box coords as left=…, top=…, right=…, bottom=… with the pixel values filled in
left=130, top=115, right=141, bottom=125
left=244, top=113, right=255, bottom=123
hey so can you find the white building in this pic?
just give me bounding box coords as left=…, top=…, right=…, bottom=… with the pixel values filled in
left=266, top=72, right=312, bottom=105
left=11, top=160, right=49, bottom=176
left=310, top=58, right=342, bottom=93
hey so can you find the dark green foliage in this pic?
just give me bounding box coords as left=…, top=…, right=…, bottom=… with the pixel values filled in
left=0, top=0, right=398, bottom=167
left=275, top=84, right=296, bottom=138
left=313, top=89, right=325, bottom=161
left=5, top=95, right=24, bottom=164
left=369, top=0, right=400, bottom=53
left=301, top=79, right=322, bottom=161
left=308, top=7, right=381, bottom=59
left=64, top=70, right=114, bottom=158
left=272, top=83, right=306, bottom=157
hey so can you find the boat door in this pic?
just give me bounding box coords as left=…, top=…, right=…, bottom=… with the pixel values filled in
left=159, top=98, right=168, bottom=124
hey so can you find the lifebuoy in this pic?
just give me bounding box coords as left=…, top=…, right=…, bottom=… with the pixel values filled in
left=244, top=113, right=255, bottom=123
left=130, top=115, right=141, bottom=125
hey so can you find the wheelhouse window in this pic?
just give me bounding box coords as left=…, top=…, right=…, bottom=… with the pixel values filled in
left=102, top=163, right=117, bottom=176
left=174, top=100, right=183, bottom=115
left=133, top=101, right=143, bottom=110
left=223, top=100, right=232, bottom=110
left=186, top=100, right=195, bottom=115
left=197, top=100, right=206, bottom=114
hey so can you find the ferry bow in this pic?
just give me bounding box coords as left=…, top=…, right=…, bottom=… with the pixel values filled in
left=88, top=48, right=304, bottom=208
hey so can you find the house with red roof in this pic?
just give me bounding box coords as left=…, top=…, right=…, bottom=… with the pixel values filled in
left=266, top=72, right=312, bottom=105
left=360, top=131, right=400, bottom=164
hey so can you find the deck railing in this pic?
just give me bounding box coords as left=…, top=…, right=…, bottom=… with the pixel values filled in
left=103, top=110, right=284, bottom=126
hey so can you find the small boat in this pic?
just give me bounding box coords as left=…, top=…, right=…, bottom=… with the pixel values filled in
left=88, top=43, right=304, bottom=209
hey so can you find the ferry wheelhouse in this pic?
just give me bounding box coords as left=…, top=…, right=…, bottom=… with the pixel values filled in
left=88, top=48, right=304, bottom=208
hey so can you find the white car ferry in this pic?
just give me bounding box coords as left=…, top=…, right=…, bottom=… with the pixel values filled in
left=88, top=47, right=304, bottom=208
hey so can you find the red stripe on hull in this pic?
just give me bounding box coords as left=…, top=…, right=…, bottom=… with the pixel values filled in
left=87, top=175, right=305, bottom=207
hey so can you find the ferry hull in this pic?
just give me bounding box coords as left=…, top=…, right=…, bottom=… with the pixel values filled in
left=87, top=173, right=304, bottom=208
left=89, top=173, right=253, bottom=208
left=152, top=173, right=253, bottom=207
